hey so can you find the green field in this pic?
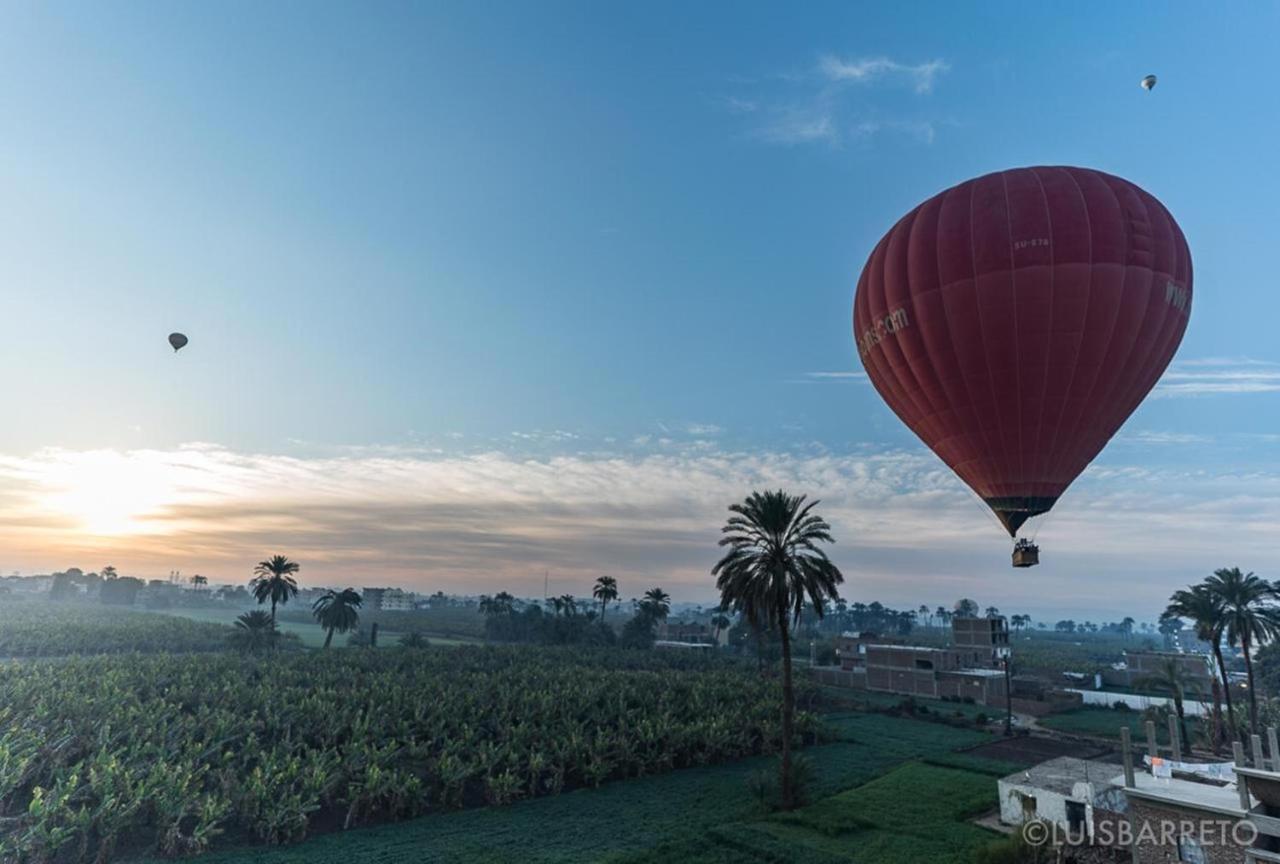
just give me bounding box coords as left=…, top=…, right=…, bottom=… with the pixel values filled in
left=155, top=605, right=416, bottom=648
left=1038, top=706, right=1203, bottom=744
left=0, top=599, right=232, bottom=656
left=133, top=714, right=1005, bottom=864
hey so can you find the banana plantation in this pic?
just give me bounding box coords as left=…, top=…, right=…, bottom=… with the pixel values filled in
left=0, top=646, right=814, bottom=863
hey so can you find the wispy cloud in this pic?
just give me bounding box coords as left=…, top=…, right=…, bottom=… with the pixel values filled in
left=3, top=441, right=1280, bottom=617
left=797, top=371, right=869, bottom=384
left=1155, top=358, right=1280, bottom=397
left=722, top=53, right=951, bottom=149
left=818, top=56, right=950, bottom=94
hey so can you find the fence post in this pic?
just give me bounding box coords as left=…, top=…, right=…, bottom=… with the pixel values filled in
left=1253, top=734, right=1265, bottom=770
left=1268, top=727, right=1279, bottom=772
left=1234, top=741, right=1252, bottom=810
left=1121, top=726, right=1136, bottom=787
left=1146, top=720, right=1158, bottom=760
left=1168, top=714, right=1182, bottom=762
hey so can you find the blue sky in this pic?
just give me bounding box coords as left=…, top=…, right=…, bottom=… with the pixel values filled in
left=2, top=3, right=1279, bottom=620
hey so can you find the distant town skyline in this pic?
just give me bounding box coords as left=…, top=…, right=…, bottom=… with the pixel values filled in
left=4, top=4, right=1280, bottom=621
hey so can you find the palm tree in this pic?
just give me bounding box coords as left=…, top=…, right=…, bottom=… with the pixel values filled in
left=1120, top=616, right=1136, bottom=640
left=191, top=574, right=208, bottom=590
left=1205, top=567, right=1280, bottom=732
left=1163, top=585, right=1234, bottom=734
left=642, top=587, right=671, bottom=620
left=312, top=588, right=363, bottom=648
left=712, top=490, right=844, bottom=810
left=101, top=565, right=118, bottom=580
left=954, top=599, right=979, bottom=618
left=918, top=604, right=931, bottom=629
left=1137, top=658, right=1194, bottom=753
left=984, top=606, right=1001, bottom=619
left=229, top=610, right=278, bottom=653
left=250, top=555, right=300, bottom=627
left=479, top=592, right=515, bottom=617
left=593, top=576, right=619, bottom=621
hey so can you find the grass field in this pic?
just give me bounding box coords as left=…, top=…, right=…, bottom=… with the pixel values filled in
left=1038, top=706, right=1202, bottom=744
left=132, top=714, right=1002, bottom=864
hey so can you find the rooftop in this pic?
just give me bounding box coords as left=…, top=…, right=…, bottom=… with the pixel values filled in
left=1001, top=757, right=1121, bottom=796
left=1125, top=771, right=1249, bottom=817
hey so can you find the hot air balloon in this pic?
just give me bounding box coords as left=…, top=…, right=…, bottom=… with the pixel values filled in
left=853, top=166, right=1191, bottom=566
left=1141, top=74, right=1157, bottom=91
left=168, top=332, right=188, bottom=352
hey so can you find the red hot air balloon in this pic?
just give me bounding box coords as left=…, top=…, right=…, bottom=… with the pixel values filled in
left=853, top=166, right=1192, bottom=557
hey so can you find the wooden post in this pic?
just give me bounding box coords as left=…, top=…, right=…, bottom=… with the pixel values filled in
left=1121, top=726, right=1136, bottom=787
left=1169, top=714, right=1182, bottom=762
left=1234, top=741, right=1252, bottom=810
left=1146, top=720, right=1158, bottom=760
left=1253, top=734, right=1265, bottom=769
left=1268, top=727, right=1279, bottom=772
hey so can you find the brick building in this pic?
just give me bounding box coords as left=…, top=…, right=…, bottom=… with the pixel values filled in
left=832, top=616, right=1009, bottom=706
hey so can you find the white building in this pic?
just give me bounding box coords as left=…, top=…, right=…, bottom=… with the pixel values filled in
left=998, top=758, right=1128, bottom=839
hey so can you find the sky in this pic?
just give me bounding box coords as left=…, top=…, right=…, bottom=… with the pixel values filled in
left=2, top=2, right=1280, bottom=621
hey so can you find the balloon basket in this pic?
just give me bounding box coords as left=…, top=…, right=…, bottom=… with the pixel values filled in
left=1011, top=541, right=1039, bottom=568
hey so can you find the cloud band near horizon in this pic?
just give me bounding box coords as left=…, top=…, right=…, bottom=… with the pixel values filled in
left=3, top=441, right=1280, bottom=620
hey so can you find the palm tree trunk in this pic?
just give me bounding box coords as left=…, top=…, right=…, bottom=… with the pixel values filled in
left=324, top=627, right=334, bottom=649
left=1212, top=639, right=1236, bottom=736
left=778, top=607, right=794, bottom=811
left=270, top=597, right=277, bottom=627
left=1243, top=633, right=1259, bottom=733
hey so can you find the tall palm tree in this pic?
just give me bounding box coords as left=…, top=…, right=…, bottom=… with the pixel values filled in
left=250, top=555, right=300, bottom=627
left=593, top=576, right=619, bottom=621
left=312, top=588, right=363, bottom=648
left=955, top=598, right=979, bottom=618
left=642, top=587, right=671, bottom=620
left=191, top=574, right=208, bottom=590
left=1205, top=567, right=1280, bottom=732
left=712, top=489, right=844, bottom=810
left=1137, top=658, right=1193, bottom=753
left=1163, top=585, right=1234, bottom=733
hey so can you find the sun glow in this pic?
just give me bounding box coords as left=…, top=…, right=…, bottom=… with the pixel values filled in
left=35, top=450, right=181, bottom=535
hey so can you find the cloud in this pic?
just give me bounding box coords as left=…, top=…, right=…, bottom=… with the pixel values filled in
left=753, top=110, right=838, bottom=146
left=1117, top=431, right=1211, bottom=446
left=797, top=371, right=869, bottom=384
left=723, top=53, right=951, bottom=149
left=1155, top=358, right=1280, bottom=397
left=3, top=442, right=1280, bottom=619
left=818, top=56, right=950, bottom=94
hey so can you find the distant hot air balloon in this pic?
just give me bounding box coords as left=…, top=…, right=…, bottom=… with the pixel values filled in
left=168, top=332, right=188, bottom=352
left=853, top=166, right=1191, bottom=564
left=1141, top=74, right=1157, bottom=91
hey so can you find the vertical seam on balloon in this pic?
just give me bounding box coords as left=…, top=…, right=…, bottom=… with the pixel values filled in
left=1000, top=170, right=1026, bottom=498
left=1082, top=175, right=1159, bottom=464
left=881, top=210, right=938, bottom=445
left=1046, top=168, right=1118, bottom=491
left=969, top=177, right=1013, bottom=500
left=1028, top=167, right=1055, bottom=499
left=930, top=193, right=999, bottom=500
left=1127, top=194, right=1183, bottom=428
left=1039, top=167, right=1090, bottom=494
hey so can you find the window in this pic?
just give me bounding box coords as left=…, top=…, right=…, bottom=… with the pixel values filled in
left=914, top=659, right=934, bottom=670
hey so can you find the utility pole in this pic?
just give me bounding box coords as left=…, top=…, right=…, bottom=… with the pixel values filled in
left=999, top=646, right=1013, bottom=737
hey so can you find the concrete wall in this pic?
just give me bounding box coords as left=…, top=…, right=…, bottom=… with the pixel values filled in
left=998, top=779, right=1076, bottom=827
left=1127, top=799, right=1247, bottom=864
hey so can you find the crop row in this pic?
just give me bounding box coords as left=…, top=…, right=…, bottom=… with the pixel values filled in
left=0, top=646, right=813, bottom=862
left=0, top=601, right=233, bottom=657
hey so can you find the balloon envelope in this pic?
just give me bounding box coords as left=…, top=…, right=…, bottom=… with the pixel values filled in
left=853, top=166, right=1191, bottom=536
left=168, top=332, right=188, bottom=352
left=1141, top=74, right=1157, bottom=90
